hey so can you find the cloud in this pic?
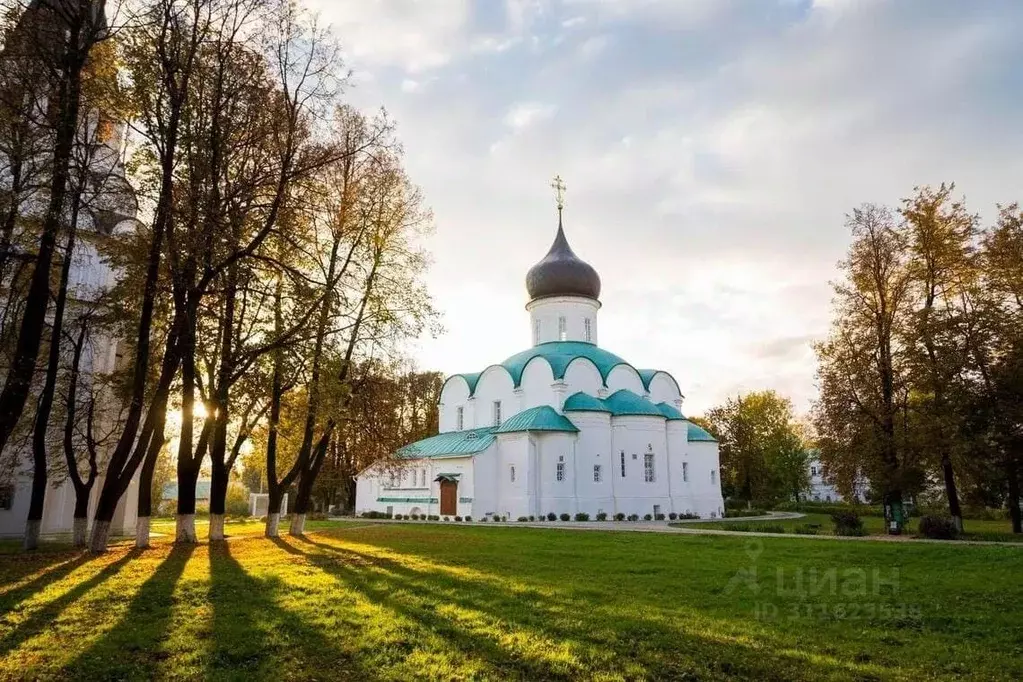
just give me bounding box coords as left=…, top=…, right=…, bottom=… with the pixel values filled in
left=309, top=0, right=1023, bottom=415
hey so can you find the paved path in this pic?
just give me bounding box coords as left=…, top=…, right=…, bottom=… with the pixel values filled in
left=334, top=514, right=1023, bottom=547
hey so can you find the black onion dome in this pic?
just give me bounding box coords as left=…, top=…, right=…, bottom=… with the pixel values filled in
left=526, top=220, right=601, bottom=301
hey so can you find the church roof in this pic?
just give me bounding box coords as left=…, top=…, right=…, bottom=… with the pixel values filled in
left=687, top=423, right=718, bottom=442
left=498, top=341, right=630, bottom=388
left=525, top=221, right=601, bottom=301
left=602, top=390, right=666, bottom=417
left=495, top=405, right=579, bottom=434
left=397, top=426, right=497, bottom=459
left=563, top=392, right=612, bottom=413
left=655, top=402, right=687, bottom=421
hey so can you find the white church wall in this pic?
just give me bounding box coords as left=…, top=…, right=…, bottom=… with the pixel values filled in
left=356, top=452, right=484, bottom=519
left=493, top=433, right=530, bottom=519
left=646, top=372, right=682, bottom=406
left=439, top=376, right=471, bottom=432
left=606, top=365, right=645, bottom=395
left=566, top=412, right=615, bottom=517
left=666, top=421, right=696, bottom=516
left=535, top=431, right=579, bottom=518
left=473, top=366, right=515, bottom=429
left=686, top=441, right=726, bottom=518
left=562, top=358, right=603, bottom=399
left=526, top=295, right=600, bottom=345
left=609, top=416, right=671, bottom=517
left=519, top=358, right=555, bottom=411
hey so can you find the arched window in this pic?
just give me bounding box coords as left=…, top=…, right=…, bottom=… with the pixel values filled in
left=584, top=318, right=592, bottom=342
left=558, top=316, right=567, bottom=341
left=456, top=406, right=464, bottom=431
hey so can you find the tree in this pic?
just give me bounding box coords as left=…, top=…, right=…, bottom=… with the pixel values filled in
left=899, top=183, right=977, bottom=532
left=814, top=205, right=917, bottom=532
left=701, top=390, right=808, bottom=507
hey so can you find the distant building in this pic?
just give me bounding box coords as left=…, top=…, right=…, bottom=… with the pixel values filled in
left=806, top=453, right=868, bottom=503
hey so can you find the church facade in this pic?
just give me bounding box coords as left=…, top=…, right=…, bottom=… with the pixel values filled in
left=356, top=192, right=725, bottom=521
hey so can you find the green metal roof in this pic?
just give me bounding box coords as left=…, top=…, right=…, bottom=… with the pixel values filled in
left=397, top=426, right=496, bottom=459
left=603, top=390, right=665, bottom=417
left=495, top=405, right=579, bottom=434
left=563, top=392, right=612, bottom=413
left=687, top=423, right=718, bottom=442
left=500, top=341, right=632, bottom=389
left=445, top=343, right=681, bottom=400
left=655, top=402, right=687, bottom=421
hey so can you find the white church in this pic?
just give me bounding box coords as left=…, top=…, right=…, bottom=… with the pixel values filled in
left=356, top=181, right=725, bottom=521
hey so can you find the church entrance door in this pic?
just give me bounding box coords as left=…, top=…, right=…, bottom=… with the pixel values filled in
left=439, top=480, right=457, bottom=516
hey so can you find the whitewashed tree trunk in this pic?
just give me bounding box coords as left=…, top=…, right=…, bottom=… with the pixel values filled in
left=23, top=520, right=41, bottom=551
left=72, top=518, right=88, bottom=547
left=135, top=516, right=151, bottom=548
left=175, top=514, right=198, bottom=543
left=209, top=513, right=225, bottom=541
left=90, top=520, right=111, bottom=553
left=289, top=513, right=306, bottom=536
left=265, top=512, right=280, bottom=537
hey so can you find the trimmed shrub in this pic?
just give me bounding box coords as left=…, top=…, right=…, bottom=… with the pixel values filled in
left=831, top=511, right=866, bottom=537
left=627, top=514, right=639, bottom=522
left=559, top=513, right=571, bottom=522
left=528, top=515, right=535, bottom=522
left=677, top=512, right=700, bottom=520
left=465, top=516, right=472, bottom=522
left=793, top=524, right=820, bottom=535
left=454, top=516, right=463, bottom=522
left=614, top=513, right=625, bottom=521
left=517, top=516, right=529, bottom=522
left=654, top=513, right=666, bottom=521
left=668, top=512, right=678, bottom=520
left=575, top=512, right=590, bottom=521
left=643, top=513, right=653, bottom=521
left=429, top=515, right=440, bottom=521
left=918, top=515, right=959, bottom=540
left=547, top=512, right=557, bottom=521
left=394, top=514, right=403, bottom=520
left=479, top=517, right=488, bottom=522
left=596, top=512, right=608, bottom=521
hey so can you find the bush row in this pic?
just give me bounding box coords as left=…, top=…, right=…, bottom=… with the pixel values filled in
left=360, top=511, right=697, bottom=522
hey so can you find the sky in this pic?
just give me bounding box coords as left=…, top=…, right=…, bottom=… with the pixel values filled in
left=304, top=0, right=1023, bottom=416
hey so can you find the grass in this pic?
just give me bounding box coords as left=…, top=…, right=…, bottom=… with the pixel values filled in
left=676, top=513, right=1023, bottom=542
left=1, top=520, right=1021, bottom=680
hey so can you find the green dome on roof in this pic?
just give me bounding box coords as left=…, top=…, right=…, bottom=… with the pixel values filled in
left=563, top=392, right=612, bottom=413
left=602, top=389, right=665, bottom=417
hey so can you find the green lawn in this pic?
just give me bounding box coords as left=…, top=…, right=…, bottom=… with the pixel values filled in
left=675, top=513, right=1023, bottom=541
left=1, top=521, right=1021, bottom=680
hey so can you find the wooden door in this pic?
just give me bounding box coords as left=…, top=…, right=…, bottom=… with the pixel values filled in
left=440, top=480, right=457, bottom=516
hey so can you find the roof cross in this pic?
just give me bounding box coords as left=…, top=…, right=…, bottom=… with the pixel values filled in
left=551, top=174, right=566, bottom=213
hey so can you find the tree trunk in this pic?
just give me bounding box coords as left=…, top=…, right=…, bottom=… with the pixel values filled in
left=72, top=516, right=88, bottom=548
left=136, top=416, right=166, bottom=549
left=940, top=454, right=964, bottom=533
left=175, top=461, right=201, bottom=543
left=90, top=520, right=111, bottom=553
left=1008, top=455, right=1021, bottom=535
left=265, top=511, right=281, bottom=538
left=0, top=25, right=86, bottom=454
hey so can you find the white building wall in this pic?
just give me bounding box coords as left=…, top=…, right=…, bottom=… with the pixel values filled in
left=519, top=359, right=555, bottom=411
left=562, top=358, right=603, bottom=400
left=687, top=441, right=726, bottom=518
left=606, top=365, right=645, bottom=395
left=566, top=412, right=614, bottom=517
left=609, top=415, right=671, bottom=517
left=526, top=295, right=600, bottom=345
left=438, top=377, right=471, bottom=433
left=471, top=366, right=515, bottom=429
left=356, top=452, right=485, bottom=519
left=646, top=373, right=682, bottom=406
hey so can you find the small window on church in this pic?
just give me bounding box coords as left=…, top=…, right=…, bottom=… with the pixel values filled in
left=456, top=406, right=464, bottom=431
left=593, top=465, right=602, bottom=482
left=0, top=484, right=13, bottom=510
left=558, top=316, right=567, bottom=341
left=584, top=318, right=592, bottom=342
left=682, top=462, right=689, bottom=482
left=710, top=469, right=717, bottom=484
left=811, top=466, right=817, bottom=476
left=493, top=401, right=502, bottom=426
left=620, top=451, right=626, bottom=478
left=510, top=465, right=516, bottom=483
left=556, top=462, right=565, bottom=481
left=644, top=453, right=655, bottom=482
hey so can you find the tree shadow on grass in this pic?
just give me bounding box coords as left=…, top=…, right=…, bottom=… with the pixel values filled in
left=289, top=534, right=881, bottom=681
left=0, top=551, right=94, bottom=614
left=205, top=540, right=375, bottom=681
left=0, top=548, right=141, bottom=659
left=62, top=544, right=195, bottom=680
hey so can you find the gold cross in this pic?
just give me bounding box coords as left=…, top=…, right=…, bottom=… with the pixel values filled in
left=551, top=174, right=566, bottom=211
